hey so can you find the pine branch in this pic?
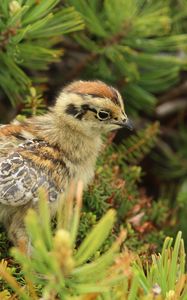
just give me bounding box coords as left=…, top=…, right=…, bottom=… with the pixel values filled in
left=120, top=122, right=160, bottom=164
left=0, top=1, right=84, bottom=105
left=153, top=125, right=187, bottom=180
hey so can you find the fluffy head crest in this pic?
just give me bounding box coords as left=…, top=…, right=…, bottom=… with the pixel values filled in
left=64, top=80, right=121, bottom=106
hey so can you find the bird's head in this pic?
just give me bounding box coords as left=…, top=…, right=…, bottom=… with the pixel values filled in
left=54, top=80, right=133, bottom=135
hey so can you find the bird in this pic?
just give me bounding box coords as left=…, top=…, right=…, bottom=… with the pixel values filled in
left=0, top=80, right=133, bottom=247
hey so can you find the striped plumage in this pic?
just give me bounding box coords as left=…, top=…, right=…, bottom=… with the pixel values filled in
left=0, top=80, right=132, bottom=247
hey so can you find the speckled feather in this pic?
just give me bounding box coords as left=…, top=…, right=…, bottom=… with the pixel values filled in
left=0, top=140, right=63, bottom=206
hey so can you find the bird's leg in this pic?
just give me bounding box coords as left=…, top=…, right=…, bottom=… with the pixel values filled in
left=7, top=217, right=33, bottom=255
left=1, top=205, right=32, bottom=256
left=7, top=214, right=29, bottom=250
left=5, top=204, right=37, bottom=255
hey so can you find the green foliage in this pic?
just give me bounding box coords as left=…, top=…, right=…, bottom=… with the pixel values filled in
left=0, top=190, right=186, bottom=299
left=0, top=0, right=84, bottom=105
left=133, top=231, right=186, bottom=299
left=175, top=180, right=187, bottom=247
left=68, top=0, right=187, bottom=115
left=20, top=86, right=46, bottom=116
left=171, top=0, right=187, bottom=33
left=117, top=122, right=160, bottom=164
left=153, top=125, right=187, bottom=181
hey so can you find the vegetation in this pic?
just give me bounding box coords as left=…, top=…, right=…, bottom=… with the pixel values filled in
left=0, top=189, right=186, bottom=300
left=0, top=0, right=187, bottom=298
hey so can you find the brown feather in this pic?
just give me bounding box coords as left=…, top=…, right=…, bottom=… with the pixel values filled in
left=64, top=81, right=119, bottom=105
left=0, top=124, right=35, bottom=138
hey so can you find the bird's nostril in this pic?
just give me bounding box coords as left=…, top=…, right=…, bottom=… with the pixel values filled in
left=114, top=117, right=118, bottom=120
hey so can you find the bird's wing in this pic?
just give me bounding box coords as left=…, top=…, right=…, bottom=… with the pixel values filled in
left=0, top=150, right=60, bottom=206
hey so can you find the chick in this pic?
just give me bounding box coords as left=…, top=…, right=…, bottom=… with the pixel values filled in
left=0, top=80, right=133, bottom=246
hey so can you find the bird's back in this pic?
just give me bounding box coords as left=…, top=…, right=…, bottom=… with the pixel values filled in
left=0, top=123, right=34, bottom=159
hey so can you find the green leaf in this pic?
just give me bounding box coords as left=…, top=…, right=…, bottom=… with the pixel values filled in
left=75, top=209, right=116, bottom=265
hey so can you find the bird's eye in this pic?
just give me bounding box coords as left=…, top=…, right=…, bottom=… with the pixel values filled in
left=97, top=110, right=110, bottom=120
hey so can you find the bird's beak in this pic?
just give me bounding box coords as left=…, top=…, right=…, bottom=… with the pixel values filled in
left=114, top=118, right=134, bottom=131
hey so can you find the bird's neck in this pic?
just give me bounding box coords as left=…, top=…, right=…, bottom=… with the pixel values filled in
left=30, top=113, right=102, bottom=164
